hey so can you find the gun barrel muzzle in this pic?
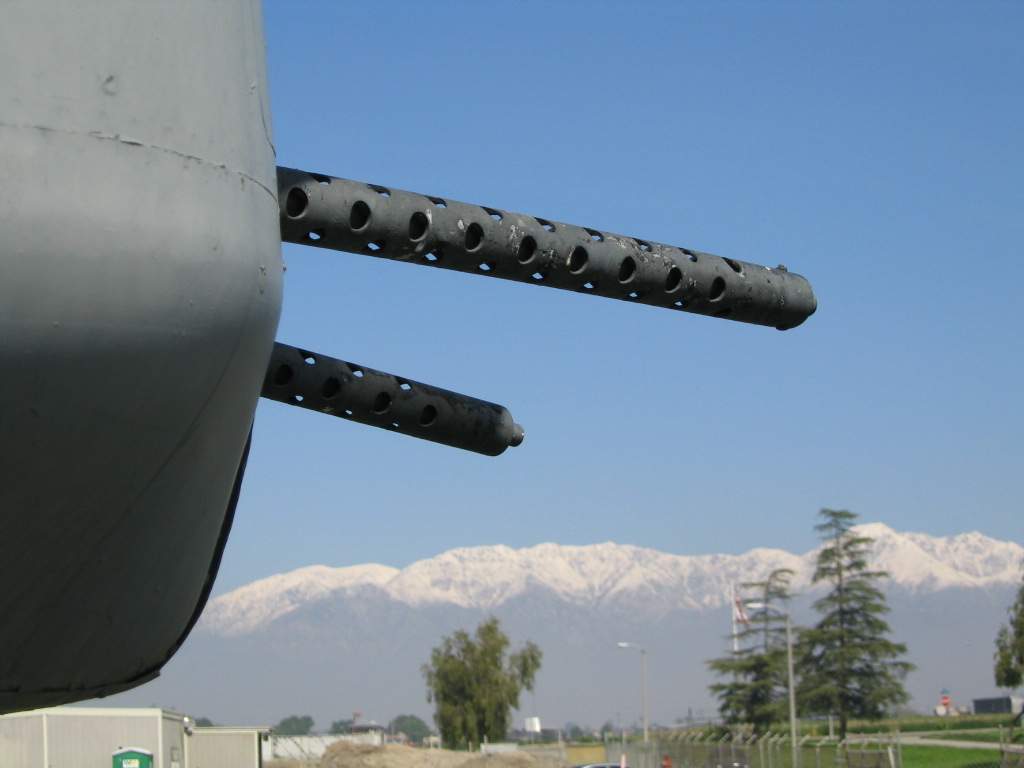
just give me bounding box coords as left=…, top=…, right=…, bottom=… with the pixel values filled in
left=261, top=342, right=523, bottom=456
left=278, top=167, right=816, bottom=330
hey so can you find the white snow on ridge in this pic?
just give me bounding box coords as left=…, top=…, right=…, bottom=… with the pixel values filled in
left=200, top=525, right=1023, bottom=636
left=201, top=562, right=399, bottom=636
left=901, top=529, right=1024, bottom=581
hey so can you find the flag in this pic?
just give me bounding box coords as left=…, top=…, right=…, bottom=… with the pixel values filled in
left=733, top=590, right=749, bottom=628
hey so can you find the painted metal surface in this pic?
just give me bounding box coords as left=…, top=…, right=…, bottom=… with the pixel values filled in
left=263, top=342, right=524, bottom=456
left=0, top=2, right=282, bottom=712
left=278, top=168, right=817, bottom=331
left=0, top=0, right=819, bottom=718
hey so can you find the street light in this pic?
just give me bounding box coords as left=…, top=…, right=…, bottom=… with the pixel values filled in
left=616, top=641, right=648, bottom=743
left=747, top=603, right=798, bottom=768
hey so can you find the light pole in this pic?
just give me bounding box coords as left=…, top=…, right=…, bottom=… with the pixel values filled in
left=616, top=641, right=648, bottom=743
left=748, top=603, right=798, bottom=768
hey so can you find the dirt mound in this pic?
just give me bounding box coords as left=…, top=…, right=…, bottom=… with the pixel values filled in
left=461, top=752, right=553, bottom=768
left=318, top=742, right=558, bottom=768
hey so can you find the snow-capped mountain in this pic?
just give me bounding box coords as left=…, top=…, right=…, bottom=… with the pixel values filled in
left=106, top=525, right=1022, bottom=730
left=200, top=524, right=1022, bottom=637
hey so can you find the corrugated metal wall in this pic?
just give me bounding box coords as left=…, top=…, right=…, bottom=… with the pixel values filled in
left=162, top=715, right=185, bottom=768
left=46, top=713, right=157, bottom=766
left=0, top=714, right=44, bottom=767
left=189, top=730, right=260, bottom=768
left=0, top=708, right=192, bottom=768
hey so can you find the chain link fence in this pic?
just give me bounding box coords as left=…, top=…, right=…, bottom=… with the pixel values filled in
left=596, top=735, right=1024, bottom=768
left=604, top=734, right=908, bottom=768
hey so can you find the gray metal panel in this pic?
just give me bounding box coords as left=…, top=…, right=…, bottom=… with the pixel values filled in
left=0, top=714, right=44, bottom=767
left=189, top=731, right=261, bottom=768
left=0, top=1, right=283, bottom=711
left=162, top=713, right=186, bottom=768
left=46, top=713, right=157, bottom=768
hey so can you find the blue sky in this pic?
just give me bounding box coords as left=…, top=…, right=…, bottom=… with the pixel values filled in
left=217, top=1, right=1023, bottom=595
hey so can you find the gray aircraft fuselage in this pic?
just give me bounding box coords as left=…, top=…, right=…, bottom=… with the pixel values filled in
left=0, top=0, right=818, bottom=717
left=0, top=1, right=282, bottom=712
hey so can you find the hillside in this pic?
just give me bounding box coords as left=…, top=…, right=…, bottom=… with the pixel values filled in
left=103, top=525, right=1023, bottom=729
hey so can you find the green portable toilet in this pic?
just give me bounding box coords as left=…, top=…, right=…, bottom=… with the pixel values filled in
left=113, top=747, right=154, bottom=768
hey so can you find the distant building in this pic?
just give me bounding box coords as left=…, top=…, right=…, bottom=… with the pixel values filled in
left=0, top=707, right=268, bottom=768
left=263, top=729, right=386, bottom=761
left=191, top=726, right=270, bottom=766
left=972, top=696, right=1024, bottom=715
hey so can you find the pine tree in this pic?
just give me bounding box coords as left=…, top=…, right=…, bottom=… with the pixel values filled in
left=994, top=560, right=1024, bottom=721
left=707, top=568, right=795, bottom=733
left=798, top=509, right=914, bottom=739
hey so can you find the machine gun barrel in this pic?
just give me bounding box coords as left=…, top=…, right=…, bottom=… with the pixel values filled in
left=278, top=167, right=816, bottom=330
left=262, top=342, right=524, bottom=456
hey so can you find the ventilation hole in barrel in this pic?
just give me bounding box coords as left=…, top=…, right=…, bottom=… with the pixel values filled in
left=636, top=239, right=652, bottom=252
left=428, top=196, right=447, bottom=208
left=398, top=379, right=412, bottom=391
left=420, top=404, right=438, bottom=426
left=567, top=246, right=589, bottom=273
left=301, top=352, right=316, bottom=364
left=369, top=184, right=391, bottom=198
left=724, top=258, right=744, bottom=275
left=465, top=222, right=484, bottom=251
left=536, top=218, right=556, bottom=232
left=618, top=256, right=636, bottom=283
left=310, top=173, right=331, bottom=185
left=293, top=395, right=304, bottom=403
left=665, top=266, right=683, bottom=292
left=351, top=367, right=364, bottom=378
left=343, top=409, right=354, bottom=417
left=306, top=229, right=324, bottom=241
left=478, top=262, right=495, bottom=272
left=673, top=300, right=686, bottom=309
left=582, top=282, right=597, bottom=291
left=483, top=207, right=503, bottom=221
left=681, top=248, right=698, bottom=262
left=322, top=377, right=341, bottom=398
left=372, top=392, right=392, bottom=413
left=350, top=200, right=371, bottom=231
left=365, top=240, right=385, bottom=253
left=531, top=271, right=546, bottom=281
left=518, top=236, right=537, bottom=264
left=409, top=211, right=429, bottom=241
left=273, top=364, right=293, bottom=386
left=709, top=276, right=726, bottom=301
left=628, top=291, right=642, bottom=299
left=584, top=228, right=605, bottom=242
left=425, top=250, right=442, bottom=263
left=285, top=188, right=309, bottom=218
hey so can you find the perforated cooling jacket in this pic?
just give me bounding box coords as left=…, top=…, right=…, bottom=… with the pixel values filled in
left=277, top=167, right=817, bottom=330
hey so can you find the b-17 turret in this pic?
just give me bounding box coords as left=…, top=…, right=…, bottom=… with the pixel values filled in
left=0, top=1, right=815, bottom=715
left=265, top=168, right=815, bottom=455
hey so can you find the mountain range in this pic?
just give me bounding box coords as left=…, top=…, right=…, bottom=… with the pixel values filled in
left=104, top=524, right=1023, bottom=731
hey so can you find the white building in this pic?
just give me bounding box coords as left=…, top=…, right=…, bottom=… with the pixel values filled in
left=0, top=707, right=267, bottom=768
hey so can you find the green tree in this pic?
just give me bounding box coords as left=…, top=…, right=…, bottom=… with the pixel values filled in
left=422, top=616, right=542, bottom=748
left=798, top=509, right=914, bottom=739
left=706, top=568, right=795, bottom=733
left=274, top=714, right=314, bottom=735
left=329, top=719, right=353, bottom=734
left=995, top=560, right=1024, bottom=720
left=390, top=714, right=431, bottom=743
left=564, top=722, right=585, bottom=741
